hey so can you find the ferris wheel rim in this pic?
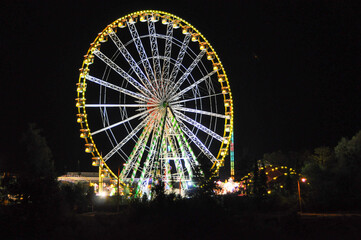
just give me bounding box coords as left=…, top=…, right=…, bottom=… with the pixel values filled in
left=76, top=10, right=233, bottom=192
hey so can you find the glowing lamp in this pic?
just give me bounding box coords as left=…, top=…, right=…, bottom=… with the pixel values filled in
left=107, top=25, right=116, bottom=33
left=87, top=58, right=94, bottom=65
left=75, top=98, right=86, bottom=108
left=77, top=113, right=86, bottom=123
left=139, top=15, right=147, bottom=22
left=85, top=143, right=94, bottom=153
left=76, top=83, right=87, bottom=93
left=222, top=89, right=228, bottom=94
left=150, top=15, right=159, bottom=22
left=85, top=148, right=93, bottom=153
left=89, top=42, right=100, bottom=53
left=301, top=177, right=307, bottom=183
left=129, top=17, right=136, bottom=24
left=118, top=21, right=126, bottom=28
left=200, top=43, right=207, bottom=50
left=80, top=129, right=89, bottom=138
left=191, top=34, right=199, bottom=42
left=79, top=68, right=89, bottom=78
left=92, top=157, right=100, bottom=166
left=161, top=17, right=168, bottom=25
left=213, top=63, right=220, bottom=71
left=173, top=21, right=180, bottom=29
left=182, top=27, right=188, bottom=34
left=98, top=35, right=108, bottom=43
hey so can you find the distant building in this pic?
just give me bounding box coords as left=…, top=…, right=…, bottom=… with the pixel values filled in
left=57, top=172, right=112, bottom=186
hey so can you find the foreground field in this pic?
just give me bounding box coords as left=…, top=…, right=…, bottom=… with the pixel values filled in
left=2, top=198, right=361, bottom=239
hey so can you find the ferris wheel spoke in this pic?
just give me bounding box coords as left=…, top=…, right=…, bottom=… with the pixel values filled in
left=91, top=110, right=148, bottom=136
left=168, top=50, right=207, bottom=95
left=162, top=23, right=174, bottom=82
left=123, top=123, right=154, bottom=181
left=127, top=22, right=158, bottom=94
left=93, top=50, right=153, bottom=97
left=147, top=20, right=162, bottom=89
left=166, top=112, right=199, bottom=170
left=103, top=116, right=150, bottom=162
left=108, top=31, right=156, bottom=96
left=173, top=106, right=230, bottom=120
left=85, top=103, right=156, bottom=108
left=169, top=70, right=217, bottom=101
left=85, top=75, right=150, bottom=102
left=174, top=110, right=224, bottom=142
left=171, top=92, right=224, bottom=105
left=172, top=114, right=218, bottom=163
left=167, top=33, right=191, bottom=90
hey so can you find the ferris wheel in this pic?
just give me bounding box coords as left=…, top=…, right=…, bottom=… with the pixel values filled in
left=76, top=10, right=233, bottom=197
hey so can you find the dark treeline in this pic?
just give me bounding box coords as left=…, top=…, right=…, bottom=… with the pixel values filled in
left=301, top=130, right=361, bottom=211
left=256, top=130, right=361, bottom=212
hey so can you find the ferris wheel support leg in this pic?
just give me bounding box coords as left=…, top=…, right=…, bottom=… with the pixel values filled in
left=161, top=137, right=172, bottom=189
left=167, top=136, right=187, bottom=192
left=153, top=107, right=168, bottom=178
left=135, top=111, right=167, bottom=197
left=168, top=108, right=201, bottom=169
left=99, top=165, right=104, bottom=194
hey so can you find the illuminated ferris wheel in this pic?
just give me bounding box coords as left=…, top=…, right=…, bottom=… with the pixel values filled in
left=76, top=10, right=233, bottom=197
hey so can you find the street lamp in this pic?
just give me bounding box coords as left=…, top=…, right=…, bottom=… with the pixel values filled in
left=298, top=177, right=307, bottom=213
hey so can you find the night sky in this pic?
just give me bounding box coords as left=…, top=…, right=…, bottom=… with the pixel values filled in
left=1, top=0, right=360, bottom=175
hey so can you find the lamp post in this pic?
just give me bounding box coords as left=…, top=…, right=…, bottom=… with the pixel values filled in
left=297, top=177, right=307, bottom=213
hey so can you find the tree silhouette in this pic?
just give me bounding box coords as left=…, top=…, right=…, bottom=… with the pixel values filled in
left=302, top=130, right=361, bottom=211
left=21, top=123, right=55, bottom=178
left=16, top=123, right=58, bottom=208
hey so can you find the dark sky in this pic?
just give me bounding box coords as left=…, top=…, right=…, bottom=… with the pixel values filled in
left=1, top=0, right=360, bottom=174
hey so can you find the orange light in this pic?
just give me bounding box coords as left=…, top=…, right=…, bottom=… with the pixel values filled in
left=301, top=178, right=307, bottom=183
